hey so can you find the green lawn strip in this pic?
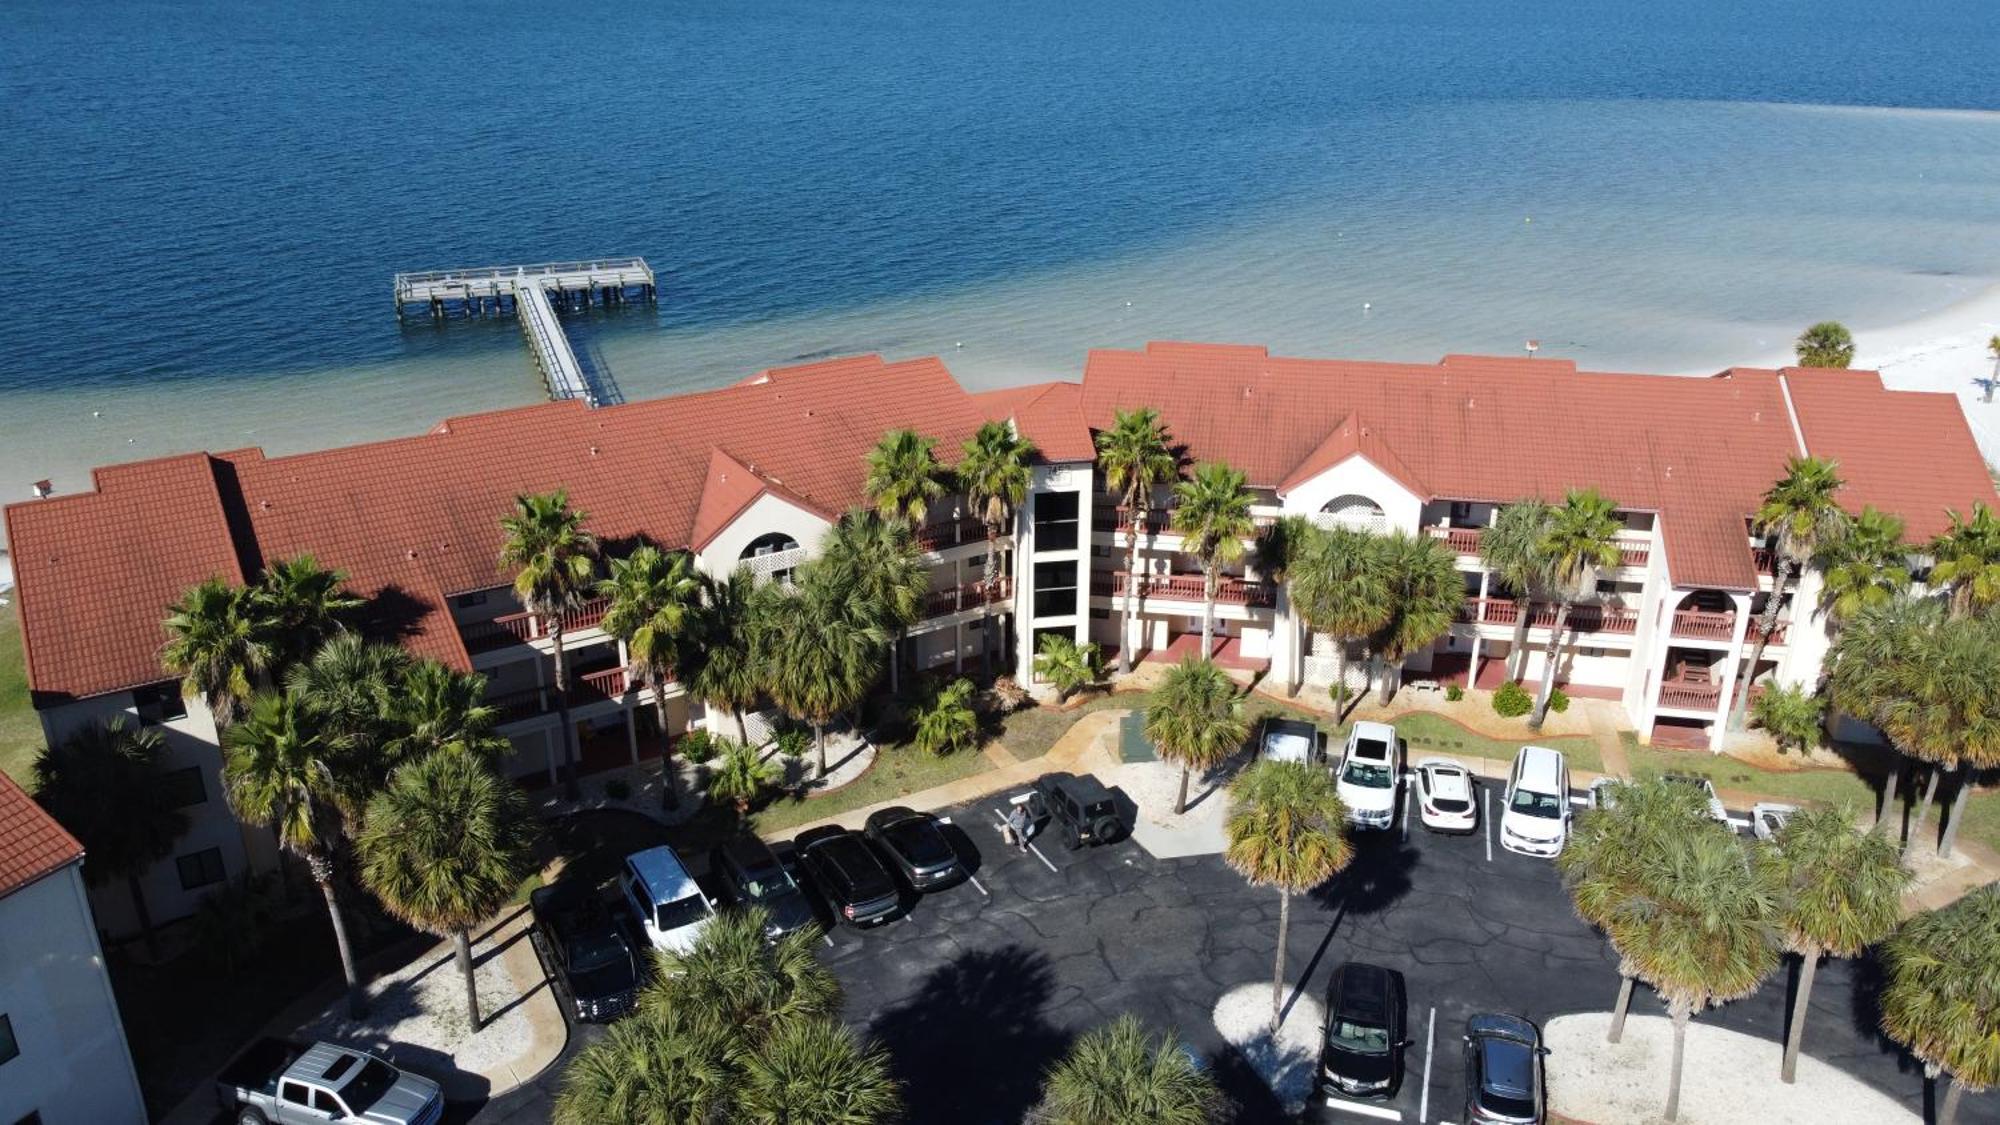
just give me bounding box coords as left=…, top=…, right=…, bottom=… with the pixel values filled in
left=0, top=600, right=43, bottom=787
left=749, top=738, right=996, bottom=835
left=1622, top=743, right=1879, bottom=808
left=1351, top=710, right=1602, bottom=775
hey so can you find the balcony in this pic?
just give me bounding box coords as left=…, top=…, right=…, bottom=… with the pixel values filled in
left=921, top=579, right=1013, bottom=619
left=467, top=597, right=612, bottom=652
left=1617, top=543, right=1650, bottom=568
left=485, top=686, right=550, bottom=723
left=575, top=667, right=631, bottom=703
left=1657, top=679, right=1722, bottom=711
left=1753, top=547, right=1776, bottom=576
left=1110, top=572, right=1276, bottom=608
left=914, top=517, right=989, bottom=553
left=1092, top=506, right=1278, bottom=536
left=1460, top=598, right=1638, bottom=635
left=1671, top=609, right=1736, bottom=641
left=1426, top=526, right=1484, bottom=554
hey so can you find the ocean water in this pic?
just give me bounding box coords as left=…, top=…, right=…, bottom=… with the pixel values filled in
left=2, top=0, right=1999, bottom=528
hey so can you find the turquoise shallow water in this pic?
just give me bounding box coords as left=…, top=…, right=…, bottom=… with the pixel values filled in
left=1, top=1, right=1998, bottom=522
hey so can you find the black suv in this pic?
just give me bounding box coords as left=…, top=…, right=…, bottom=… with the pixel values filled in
left=793, top=826, right=902, bottom=927
left=1320, top=962, right=1407, bottom=1098
left=1463, top=1012, right=1547, bottom=1124
left=529, top=881, right=641, bottom=1023
left=709, top=834, right=818, bottom=939
left=1031, top=772, right=1127, bottom=850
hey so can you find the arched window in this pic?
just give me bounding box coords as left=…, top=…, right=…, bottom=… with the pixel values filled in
left=1319, top=494, right=1387, bottom=534
left=741, top=532, right=803, bottom=585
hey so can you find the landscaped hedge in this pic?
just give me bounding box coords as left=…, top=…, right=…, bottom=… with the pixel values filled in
left=1491, top=681, right=1533, bottom=718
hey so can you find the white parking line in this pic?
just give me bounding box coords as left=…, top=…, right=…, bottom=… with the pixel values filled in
left=1401, top=790, right=1412, bottom=841
left=990, top=808, right=1060, bottom=873
left=1482, top=788, right=1493, bottom=863
left=1419, top=1006, right=1435, bottom=1124
left=823, top=933, right=835, bottom=948
left=966, top=873, right=991, bottom=897
left=1320, top=1098, right=1402, bottom=1121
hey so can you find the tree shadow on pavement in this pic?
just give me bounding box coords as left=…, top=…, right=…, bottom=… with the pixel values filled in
left=866, top=944, right=1071, bottom=1124
left=1284, top=832, right=1418, bottom=1020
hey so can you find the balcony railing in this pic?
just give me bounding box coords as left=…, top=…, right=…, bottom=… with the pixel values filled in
left=485, top=686, right=550, bottom=723
left=1753, top=547, right=1776, bottom=576
left=575, top=667, right=631, bottom=702
left=1092, top=506, right=1278, bottom=535
left=914, top=517, right=989, bottom=552
left=469, top=597, right=611, bottom=651
left=1427, top=526, right=1485, bottom=554
left=1110, top=572, right=1276, bottom=608
left=1618, top=544, right=1650, bottom=568
left=1657, top=680, right=1722, bottom=710
left=1460, top=598, right=1638, bottom=635
left=921, top=579, right=1013, bottom=619
left=1671, top=609, right=1736, bottom=640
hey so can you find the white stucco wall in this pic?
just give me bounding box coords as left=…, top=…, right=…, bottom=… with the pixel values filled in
left=1278, top=454, right=1423, bottom=533
left=0, top=865, right=147, bottom=1125
left=694, top=492, right=833, bottom=577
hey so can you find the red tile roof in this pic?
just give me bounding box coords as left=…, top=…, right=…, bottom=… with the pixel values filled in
left=972, top=382, right=1095, bottom=463
left=1081, top=342, right=1998, bottom=590
left=0, top=769, right=83, bottom=900
left=689, top=448, right=833, bottom=552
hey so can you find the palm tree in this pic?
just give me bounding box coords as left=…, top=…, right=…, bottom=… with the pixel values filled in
left=1828, top=595, right=1944, bottom=830
left=389, top=659, right=505, bottom=764
left=648, top=907, right=840, bottom=1042
left=864, top=427, right=948, bottom=527
left=222, top=692, right=366, bottom=1016
left=254, top=554, right=364, bottom=671
left=758, top=559, right=888, bottom=779
left=1749, top=683, right=1825, bottom=757
left=1480, top=499, right=1556, bottom=682
left=357, top=749, right=538, bottom=1029
left=707, top=738, right=780, bottom=821
left=1286, top=525, right=1391, bottom=714
left=599, top=545, right=702, bottom=807
left=32, top=719, right=189, bottom=959
left=1034, top=633, right=1104, bottom=702
left=1605, top=826, right=1778, bottom=1121
left=737, top=1017, right=903, bottom=1125
left=1558, top=776, right=1718, bottom=1042
left=959, top=420, right=1035, bottom=668
left=1371, top=531, right=1461, bottom=704
left=498, top=490, right=598, bottom=798
left=1172, top=462, right=1256, bottom=660
left=821, top=509, right=927, bottom=693
left=1817, top=507, right=1911, bottom=625
left=1880, top=886, right=2000, bottom=1125
left=1988, top=335, right=2000, bottom=403
left=162, top=576, right=272, bottom=726
left=1795, top=321, right=1856, bottom=369
left=1096, top=407, right=1179, bottom=673
left=911, top=676, right=980, bottom=756
left=1869, top=613, right=2000, bottom=857
left=553, top=1005, right=736, bottom=1125
left=690, top=568, right=763, bottom=745
left=285, top=633, right=413, bottom=800
left=1929, top=503, right=2000, bottom=619
left=1529, top=489, right=1624, bottom=729
left=1146, top=656, right=1250, bottom=815
left=1728, top=456, right=1848, bottom=732
left=1224, top=758, right=1352, bottom=1032
left=1759, top=805, right=1908, bottom=1083
left=1035, top=1014, right=1221, bottom=1125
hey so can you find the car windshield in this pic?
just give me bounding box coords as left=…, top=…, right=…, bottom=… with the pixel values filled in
left=1343, top=758, right=1394, bottom=789
left=656, top=894, right=708, bottom=931
left=340, top=1059, right=400, bottom=1114
left=1430, top=796, right=1471, bottom=813
left=1480, top=1089, right=1539, bottom=1120
left=568, top=931, right=628, bottom=972
left=1510, top=788, right=1564, bottom=818
left=737, top=865, right=795, bottom=902
left=885, top=820, right=953, bottom=866
left=1328, top=1018, right=1391, bottom=1054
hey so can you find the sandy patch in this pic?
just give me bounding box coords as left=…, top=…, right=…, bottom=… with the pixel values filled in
left=1109, top=756, right=1235, bottom=858
left=1546, top=1012, right=1917, bottom=1124
left=1214, top=982, right=1325, bottom=1116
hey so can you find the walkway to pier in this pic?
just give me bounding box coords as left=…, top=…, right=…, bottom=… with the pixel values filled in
left=392, top=258, right=655, bottom=407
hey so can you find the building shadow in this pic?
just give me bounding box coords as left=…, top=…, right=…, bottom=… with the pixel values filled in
left=866, top=944, right=1071, bottom=1124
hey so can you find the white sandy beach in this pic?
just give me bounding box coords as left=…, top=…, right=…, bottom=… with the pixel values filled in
left=1849, top=283, right=2000, bottom=464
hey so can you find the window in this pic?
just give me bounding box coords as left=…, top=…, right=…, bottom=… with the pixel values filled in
left=454, top=591, right=489, bottom=609
left=1032, top=491, right=1080, bottom=552
left=1033, top=561, right=1078, bottom=617
left=176, top=847, right=226, bottom=891
left=313, top=1090, right=344, bottom=1115
left=280, top=1080, right=312, bottom=1106
left=741, top=533, right=803, bottom=585
left=160, top=766, right=206, bottom=808
left=133, top=682, right=187, bottom=723
left=0, top=1013, right=17, bottom=1065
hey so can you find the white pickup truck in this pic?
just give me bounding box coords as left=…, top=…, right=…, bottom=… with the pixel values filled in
left=215, top=1039, right=444, bottom=1125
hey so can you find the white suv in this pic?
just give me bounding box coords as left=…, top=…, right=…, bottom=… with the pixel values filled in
left=1337, top=721, right=1402, bottom=830
left=1499, top=745, right=1571, bottom=858
left=620, top=846, right=716, bottom=955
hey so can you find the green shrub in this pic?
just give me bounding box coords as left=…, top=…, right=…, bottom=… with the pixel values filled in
left=1492, top=681, right=1533, bottom=718
left=1329, top=683, right=1353, bottom=704
left=604, top=778, right=632, bottom=801
left=681, top=729, right=718, bottom=764
left=775, top=727, right=810, bottom=758
left=1548, top=688, right=1570, bottom=714
left=1444, top=684, right=1464, bottom=703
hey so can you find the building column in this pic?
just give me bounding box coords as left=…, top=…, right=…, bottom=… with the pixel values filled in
left=626, top=703, right=640, bottom=764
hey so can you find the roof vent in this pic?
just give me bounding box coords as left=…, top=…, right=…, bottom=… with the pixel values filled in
left=406, top=549, right=419, bottom=560
left=258, top=500, right=271, bottom=511
left=589, top=445, right=599, bottom=456
left=30, top=479, right=52, bottom=499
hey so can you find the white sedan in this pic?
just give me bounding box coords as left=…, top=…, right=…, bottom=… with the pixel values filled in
left=1414, top=757, right=1478, bottom=834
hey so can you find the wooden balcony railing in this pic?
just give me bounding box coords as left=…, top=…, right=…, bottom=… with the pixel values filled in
left=1671, top=609, right=1736, bottom=640
left=1093, top=506, right=1278, bottom=535
left=1618, top=544, right=1650, bottom=568
left=575, top=667, right=630, bottom=702
left=469, top=597, right=611, bottom=651
left=921, top=579, right=1013, bottom=619
left=1427, top=526, right=1484, bottom=554
left=914, top=517, right=989, bottom=552
left=1110, top=572, right=1276, bottom=608
left=1459, top=598, right=1638, bottom=635
left=485, top=686, right=550, bottom=723
left=1753, top=547, right=1776, bottom=576
left=1657, top=680, right=1722, bottom=710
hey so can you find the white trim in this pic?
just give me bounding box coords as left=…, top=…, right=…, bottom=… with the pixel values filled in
left=1776, top=371, right=1810, bottom=457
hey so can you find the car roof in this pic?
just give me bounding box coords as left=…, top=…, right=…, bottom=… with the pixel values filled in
left=1479, top=1036, right=1537, bottom=1096
left=626, top=846, right=699, bottom=904
left=1420, top=760, right=1471, bottom=799
left=1042, top=771, right=1114, bottom=802
left=1331, top=962, right=1396, bottom=1022
left=1512, top=745, right=1565, bottom=789
left=867, top=805, right=927, bottom=829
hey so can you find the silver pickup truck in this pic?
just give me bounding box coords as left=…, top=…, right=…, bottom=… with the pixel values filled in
left=215, top=1038, right=444, bottom=1125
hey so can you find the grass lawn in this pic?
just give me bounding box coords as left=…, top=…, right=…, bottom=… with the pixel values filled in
left=1952, top=791, right=2000, bottom=857
left=750, top=737, right=997, bottom=835
left=1620, top=733, right=1884, bottom=809
left=1369, top=710, right=1603, bottom=774
left=0, top=599, right=43, bottom=786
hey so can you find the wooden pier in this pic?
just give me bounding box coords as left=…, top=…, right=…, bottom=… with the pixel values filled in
left=392, top=258, right=655, bottom=407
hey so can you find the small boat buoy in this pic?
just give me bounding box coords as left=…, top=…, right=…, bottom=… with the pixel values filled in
left=1363, top=302, right=1372, bottom=311
left=955, top=341, right=963, bottom=348
left=91, top=410, right=101, bottom=419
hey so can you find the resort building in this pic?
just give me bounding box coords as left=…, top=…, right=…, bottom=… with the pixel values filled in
left=0, top=770, right=148, bottom=1125
left=5, top=343, right=1991, bottom=938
